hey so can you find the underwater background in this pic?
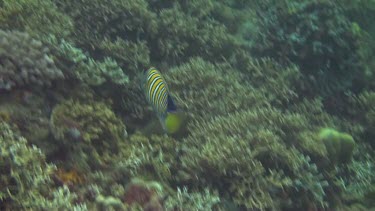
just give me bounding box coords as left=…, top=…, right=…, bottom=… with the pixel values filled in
left=0, top=0, right=374, bottom=210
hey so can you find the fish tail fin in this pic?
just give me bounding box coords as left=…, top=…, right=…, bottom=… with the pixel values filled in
left=164, top=112, right=183, bottom=134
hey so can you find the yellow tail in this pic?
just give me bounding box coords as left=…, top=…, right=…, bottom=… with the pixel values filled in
left=164, top=112, right=184, bottom=134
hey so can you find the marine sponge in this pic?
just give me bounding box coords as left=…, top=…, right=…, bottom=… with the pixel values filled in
left=0, top=30, right=64, bottom=90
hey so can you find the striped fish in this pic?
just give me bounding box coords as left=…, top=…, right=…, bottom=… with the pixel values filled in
left=142, top=67, right=183, bottom=134
left=143, top=67, right=176, bottom=120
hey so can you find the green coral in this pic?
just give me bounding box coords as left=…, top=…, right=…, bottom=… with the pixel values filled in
left=0, top=30, right=64, bottom=90
left=164, top=57, right=268, bottom=121
left=0, top=0, right=73, bottom=39
left=155, top=3, right=238, bottom=62
left=55, top=0, right=157, bottom=51
left=253, top=0, right=362, bottom=96
left=180, top=108, right=329, bottom=209
left=0, top=122, right=84, bottom=210
left=50, top=98, right=126, bottom=168
left=75, top=57, right=129, bottom=86
left=113, top=133, right=180, bottom=183
left=46, top=37, right=129, bottom=86
left=98, top=38, right=150, bottom=77
left=348, top=91, right=375, bottom=146
left=165, top=188, right=221, bottom=211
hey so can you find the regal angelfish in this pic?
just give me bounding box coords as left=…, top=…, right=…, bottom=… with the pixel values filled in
left=142, top=67, right=183, bottom=134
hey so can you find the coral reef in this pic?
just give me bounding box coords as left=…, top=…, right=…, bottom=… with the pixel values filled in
left=46, top=38, right=129, bottom=86
left=0, top=0, right=73, bottom=39
left=0, top=0, right=373, bottom=210
left=55, top=0, right=158, bottom=53
left=98, top=38, right=150, bottom=77
left=0, top=30, right=64, bottom=90
left=113, top=132, right=180, bottom=183
left=0, top=121, right=84, bottom=210
left=253, top=0, right=363, bottom=96
left=50, top=98, right=126, bottom=169
left=123, top=178, right=164, bottom=210
left=348, top=91, right=375, bottom=146
left=164, top=57, right=269, bottom=121
left=164, top=187, right=221, bottom=211
left=179, top=108, right=329, bottom=209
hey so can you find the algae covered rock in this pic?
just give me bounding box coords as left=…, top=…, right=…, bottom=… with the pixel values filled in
left=319, top=128, right=356, bottom=165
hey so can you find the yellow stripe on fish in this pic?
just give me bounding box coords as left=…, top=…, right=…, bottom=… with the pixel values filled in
left=144, top=68, right=170, bottom=117
left=142, top=67, right=183, bottom=134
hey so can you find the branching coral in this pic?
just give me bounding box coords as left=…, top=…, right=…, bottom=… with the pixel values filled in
left=98, top=38, right=150, bottom=77
left=0, top=0, right=372, bottom=210
left=55, top=0, right=158, bottom=51
left=113, top=133, right=180, bottom=183
left=253, top=0, right=362, bottom=96
left=46, top=38, right=129, bottom=86
left=155, top=3, right=238, bottom=63
left=347, top=91, right=375, bottom=146
left=164, top=57, right=268, bottom=121
left=0, top=122, right=84, bottom=210
left=0, top=0, right=73, bottom=39
left=75, top=57, right=129, bottom=86
left=337, top=145, right=375, bottom=209
left=231, top=52, right=300, bottom=106
left=179, top=108, right=330, bottom=209
left=0, top=30, right=64, bottom=90
left=165, top=187, right=221, bottom=211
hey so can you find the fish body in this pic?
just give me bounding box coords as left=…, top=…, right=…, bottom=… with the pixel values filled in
left=142, top=67, right=182, bottom=134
